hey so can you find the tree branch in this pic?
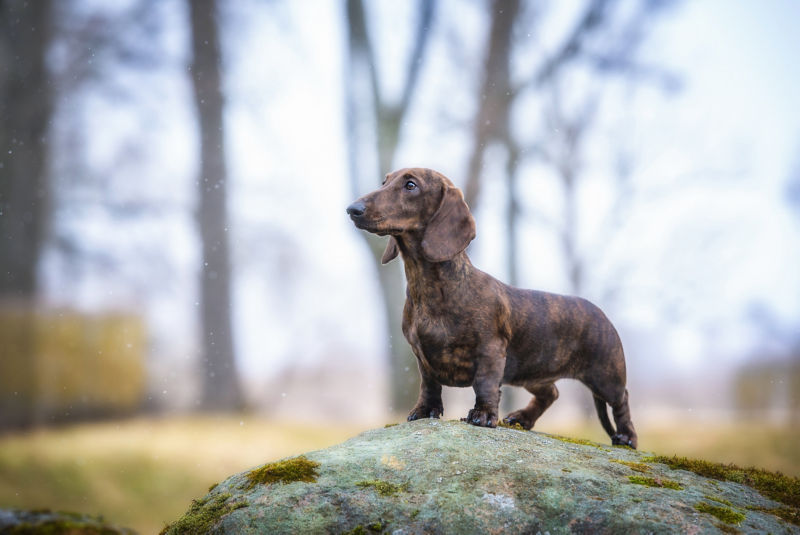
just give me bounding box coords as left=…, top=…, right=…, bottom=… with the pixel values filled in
left=532, top=0, right=612, bottom=88
left=395, top=0, right=435, bottom=120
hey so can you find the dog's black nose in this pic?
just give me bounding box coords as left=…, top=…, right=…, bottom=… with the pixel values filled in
left=346, top=201, right=366, bottom=217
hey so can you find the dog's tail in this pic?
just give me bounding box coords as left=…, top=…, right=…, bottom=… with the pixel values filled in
left=593, top=396, right=616, bottom=438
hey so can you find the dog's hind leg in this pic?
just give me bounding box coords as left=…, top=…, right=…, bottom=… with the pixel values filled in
left=609, top=389, right=637, bottom=448
left=584, top=378, right=638, bottom=449
left=502, top=383, right=559, bottom=430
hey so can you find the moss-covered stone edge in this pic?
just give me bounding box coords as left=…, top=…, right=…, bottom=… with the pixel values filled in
left=611, top=459, right=651, bottom=473
left=549, top=434, right=611, bottom=451
left=643, top=455, right=800, bottom=509
left=497, top=421, right=526, bottom=431
left=160, top=493, right=248, bottom=535
left=746, top=505, right=800, bottom=526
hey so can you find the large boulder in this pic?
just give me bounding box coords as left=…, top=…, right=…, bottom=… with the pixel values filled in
left=164, top=419, right=799, bottom=534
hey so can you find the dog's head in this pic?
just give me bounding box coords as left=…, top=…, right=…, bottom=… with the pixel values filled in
left=346, top=168, right=476, bottom=263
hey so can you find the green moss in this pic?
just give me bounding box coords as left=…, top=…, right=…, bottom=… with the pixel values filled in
left=628, top=475, right=683, bottom=490
left=342, top=524, right=382, bottom=535
left=550, top=434, right=609, bottom=451
left=243, top=455, right=320, bottom=490
left=746, top=505, right=800, bottom=526
left=703, top=494, right=732, bottom=506
left=645, top=455, right=800, bottom=508
left=694, top=502, right=745, bottom=525
left=160, top=493, right=247, bottom=535
left=207, top=482, right=218, bottom=493
left=611, top=459, right=651, bottom=473
left=383, top=423, right=398, bottom=428
left=355, top=479, right=409, bottom=496
left=497, top=421, right=526, bottom=431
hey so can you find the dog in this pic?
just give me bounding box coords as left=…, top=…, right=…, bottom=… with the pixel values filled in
left=347, top=168, right=637, bottom=448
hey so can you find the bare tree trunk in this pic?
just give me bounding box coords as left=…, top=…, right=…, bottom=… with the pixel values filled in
left=187, top=0, right=242, bottom=410
left=463, top=0, right=518, bottom=211
left=343, top=0, right=435, bottom=414
left=504, top=141, right=522, bottom=288
left=0, top=0, right=53, bottom=298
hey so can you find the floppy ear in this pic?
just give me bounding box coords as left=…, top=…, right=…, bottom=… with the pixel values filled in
left=421, top=185, right=476, bottom=262
left=381, top=236, right=399, bottom=264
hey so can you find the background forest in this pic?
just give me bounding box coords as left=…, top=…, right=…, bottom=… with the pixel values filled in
left=1, top=0, right=799, bottom=532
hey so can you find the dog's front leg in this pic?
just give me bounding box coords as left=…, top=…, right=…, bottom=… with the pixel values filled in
left=407, top=360, right=443, bottom=421
left=464, top=340, right=506, bottom=428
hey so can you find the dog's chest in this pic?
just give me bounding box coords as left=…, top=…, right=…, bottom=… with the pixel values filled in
left=404, top=304, right=480, bottom=387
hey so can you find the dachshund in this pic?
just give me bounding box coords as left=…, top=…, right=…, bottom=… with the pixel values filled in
left=347, top=168, right=637, bottom=448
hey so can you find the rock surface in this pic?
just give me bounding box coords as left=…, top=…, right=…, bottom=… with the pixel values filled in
left=164, top=419, right=799, bottom=534
left=0, top=508, right=136, bottom=534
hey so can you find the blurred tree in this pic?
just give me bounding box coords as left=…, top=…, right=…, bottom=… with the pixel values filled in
left=466, top=0, right=678, bottom=288
left=343, top=0, right=435, bottom=413
left=187, top=0, right=242, bottom=410
left=0, top=0, right=54, bottom=298
left=536, top=88, right=601, bottom=299
left=463, top=0, right=518, bottom=215
left=46, top=0, right=172, bottom=288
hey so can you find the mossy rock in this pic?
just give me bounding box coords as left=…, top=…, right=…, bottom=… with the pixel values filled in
left=165, top=420, right=800, bottom=534
left=0, top=508, right=136, bottom=534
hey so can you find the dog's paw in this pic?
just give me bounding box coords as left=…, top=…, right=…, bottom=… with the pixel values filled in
left=612, top=433, right=637, bottom=449
left=462, top=408, right=498, bottom=428
left=407, top=405, right=443, bottom=421
left=502, top=411, right=535, bottom=430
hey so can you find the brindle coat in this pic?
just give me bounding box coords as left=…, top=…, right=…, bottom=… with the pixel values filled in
left=347, top=168, right=638, bottom=448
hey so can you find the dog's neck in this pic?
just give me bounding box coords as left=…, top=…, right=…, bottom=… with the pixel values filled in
left=394, top=233, right=473, bottom=302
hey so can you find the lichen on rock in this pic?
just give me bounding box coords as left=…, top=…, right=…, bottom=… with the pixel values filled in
left=355, top=479, right=408, bottom=496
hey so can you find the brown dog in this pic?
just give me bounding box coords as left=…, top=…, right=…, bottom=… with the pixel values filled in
left=347, top=168, right=637, bottom=448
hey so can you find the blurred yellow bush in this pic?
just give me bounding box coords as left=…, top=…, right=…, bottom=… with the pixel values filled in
left=0, top=303, right=146, bottom=428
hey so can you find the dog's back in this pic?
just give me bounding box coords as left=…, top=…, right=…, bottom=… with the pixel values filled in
left=502, top=289, right=625, bottom=384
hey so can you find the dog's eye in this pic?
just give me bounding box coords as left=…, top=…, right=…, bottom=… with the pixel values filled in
left=404, top=180, right=417, bottom=190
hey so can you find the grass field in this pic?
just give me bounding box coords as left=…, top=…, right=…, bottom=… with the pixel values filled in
left=0, top=414, right=797, bottom=534
left=0, top=416, right=368, bottom=534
